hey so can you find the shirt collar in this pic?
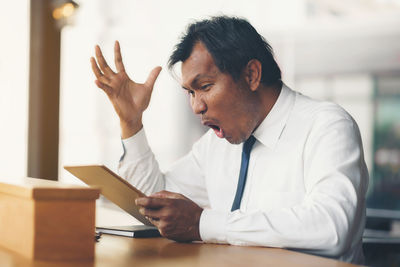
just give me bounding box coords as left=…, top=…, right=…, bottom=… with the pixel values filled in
left=253, top=84, right=296, bottom=148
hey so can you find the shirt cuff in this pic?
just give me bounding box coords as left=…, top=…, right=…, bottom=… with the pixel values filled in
left=199, top=209, right=229, bottom=244
left=120, top=128, right=151, bottom=162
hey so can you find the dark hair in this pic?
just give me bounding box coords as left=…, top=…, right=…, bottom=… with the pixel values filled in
left=168, top=16, right=281, bottom=86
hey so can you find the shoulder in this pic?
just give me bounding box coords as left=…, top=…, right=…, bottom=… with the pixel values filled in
left=284, top=91, right=362, bottom=149
left=293, top=92, right=356, bottom=128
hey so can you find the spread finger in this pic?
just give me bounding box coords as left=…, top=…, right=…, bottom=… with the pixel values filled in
left=114, top=41, right=126, bottom=73
left=95, top=45, right=115, bottom=76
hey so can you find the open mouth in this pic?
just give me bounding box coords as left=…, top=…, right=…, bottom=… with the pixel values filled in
left=208, top=124, right=225, bottom=138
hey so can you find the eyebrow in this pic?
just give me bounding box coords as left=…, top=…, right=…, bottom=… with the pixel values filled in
left=182, top=73, right=215, bottom=90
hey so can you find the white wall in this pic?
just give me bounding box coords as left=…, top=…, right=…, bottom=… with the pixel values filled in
left=0, top=1, right=29, bottom=179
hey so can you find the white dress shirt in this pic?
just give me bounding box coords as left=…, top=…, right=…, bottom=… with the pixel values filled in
left=119, top=85, right=369, bottom=264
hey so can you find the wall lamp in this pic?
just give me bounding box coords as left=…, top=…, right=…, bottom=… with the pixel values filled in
left=51, top=0, right=79, bottom=28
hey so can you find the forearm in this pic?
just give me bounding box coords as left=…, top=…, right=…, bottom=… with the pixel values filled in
left=118, top=128, right=165, bottom=195
left=200, top=195, right=359, bottom=256
left=119, top=128, right=210, bottom=208
left=200, top=161, right=366, bottom=259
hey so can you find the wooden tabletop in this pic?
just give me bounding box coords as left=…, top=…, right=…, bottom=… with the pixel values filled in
left=0, top=234, right=358, bottom=267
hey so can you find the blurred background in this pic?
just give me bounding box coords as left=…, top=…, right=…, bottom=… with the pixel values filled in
left=1, top=0, right=400, bottom=265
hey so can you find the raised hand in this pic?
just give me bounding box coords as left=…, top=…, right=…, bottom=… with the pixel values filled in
left=90, top=41, right=162, bottom=138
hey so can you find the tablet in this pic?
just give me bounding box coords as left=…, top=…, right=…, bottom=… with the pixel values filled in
left=64, top=165, right=153, bottom=226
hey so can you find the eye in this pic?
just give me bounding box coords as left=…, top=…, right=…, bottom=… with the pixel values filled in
left=187, top=90, right=195, bottom=96
left=200, top=84, right=212, bottom=90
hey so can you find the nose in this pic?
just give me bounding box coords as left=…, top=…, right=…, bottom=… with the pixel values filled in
left=191, top=94, right=207, bottom=115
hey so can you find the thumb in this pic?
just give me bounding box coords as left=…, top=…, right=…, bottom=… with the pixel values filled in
left=144, top=66, right=162, bottom=89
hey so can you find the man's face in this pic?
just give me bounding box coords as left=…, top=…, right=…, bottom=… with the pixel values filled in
left=181, top=42, right=260, bottom=144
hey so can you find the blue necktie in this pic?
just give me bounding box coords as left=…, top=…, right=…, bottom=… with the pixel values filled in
left=231, top=135, right=256, bottom=211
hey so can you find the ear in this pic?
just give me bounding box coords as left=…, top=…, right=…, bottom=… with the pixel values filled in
left=245, top=59, right=262, bottom=91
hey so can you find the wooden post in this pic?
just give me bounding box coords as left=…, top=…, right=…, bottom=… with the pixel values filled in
left=28, top=0, right=61, bottom=180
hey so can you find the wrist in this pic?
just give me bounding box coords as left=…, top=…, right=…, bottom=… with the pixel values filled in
left=120, top=118, right=143, bottom=139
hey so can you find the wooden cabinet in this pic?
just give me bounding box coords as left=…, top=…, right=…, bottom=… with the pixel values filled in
left=0, top=177, right=99, bottom=260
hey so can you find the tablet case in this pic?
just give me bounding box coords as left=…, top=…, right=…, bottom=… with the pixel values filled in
left=64, top=165, right=153, bottom=226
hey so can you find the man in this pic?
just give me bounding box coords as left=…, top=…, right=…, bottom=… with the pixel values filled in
left=90, top=16, right=368, bottom=263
